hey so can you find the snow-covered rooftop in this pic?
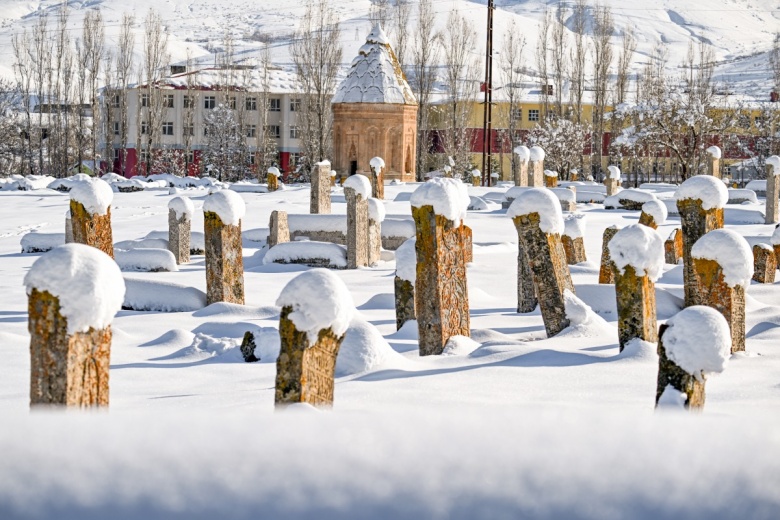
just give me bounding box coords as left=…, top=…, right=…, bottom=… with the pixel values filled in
left=332, top=24, right=416, bottom=106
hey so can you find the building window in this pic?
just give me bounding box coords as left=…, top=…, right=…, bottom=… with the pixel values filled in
left=248, top=154, right=256, bottom=165
left=203, top=126, right=209, bottom=137
left=113, top=122, right=120, bottom=135
left=112, top=94, right=120, bottom=108
left=186, top=150, right=194, bottom=164
left=141, top=93, right=149, bottom=107
left=113, top=148, right=120, bottom=160
left=511, top=108, right=522, bottom=121
left=290, top=98, right=301, bottom=112
left=141, top=121, right=148, bottom=135
left=528, top=109, right=540, bottom=122
left=246, top=124, right=257, bottom=138
left=289, top=125, right=300, bottom=139
left=289, top=152, right=301, bottom=168
left=183, top=125, right=194, bottom=136
left=204, top=96, right=216, bottom=110
left=140, top=149, right=150, bottom=163
left=162, top=122, right=174, bottom=135
left=183, top=95, right=193, bottom=109
left=246, top=97, right=257, bottom=110
left=269, top=98, right=281, bottom=112
left=164, top=94, right=174, bottom=108
left=266, top=125, right=281, bottom=138
left=227, top=96, right=237, bottom=110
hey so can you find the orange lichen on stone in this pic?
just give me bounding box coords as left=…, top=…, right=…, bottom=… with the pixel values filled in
left=614, top=264, right=657, bottom=351
left=70, top=200, right=114, bottom=258
left=204, top=211, right=245, bottom=305
left=677, top=198, right=724, bottom=306
left=562, top=235, right=587, bottom=265
left=665, top=228, right=683, bottom=264
left=599, top=227, right=619, bottom=284
left=752, top=245, right=776, bottom=284
left=656, top=324, right=706, bottom=410
left=692, top=257, right=746, bottom=353
left=638, top=212, right=658, bottom=229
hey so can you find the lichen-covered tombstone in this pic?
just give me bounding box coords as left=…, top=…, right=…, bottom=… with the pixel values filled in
left=25, top=244, right=125, bottom=407
left=311, top=160, right=332, bottom=214
left=65, top=209, right=73, bottom=244
left=471, top=168, right=481, bottom=187
left=203, top=189, right=246, bottom=305
left=706, top=145, right=722, bottom=179
left=168, top=196, right=194, bottom=264
left=675, top=175, right=727, bottom=306
left=765, top=155, right=780, bottom=224
left=267, top=166, right=281, bottom=192
left=513, top=145, right=530, bottom=187
left=562, top=213, right=587, bottom=265
left=528, top=146, right=545, bottom=187
left=639, top=200, right=668, bottom=230
left=599, top=226, right=619, bottom=284
left=665, top=228, right=683, bottom=265
left=544, top=169, right=558, bottom=188
left=752, top=243, right=776, bottom=284
left=394, top=237, right=417, bottom=330
left=656, top=306, right=730, bottom=410
left=609, top=224, right=665, bottom=351
left=69, top=178, right=114, bottom=258
left=605, top=165, right=621, bottom=197
left=368, top=198, right=385, bottom=266
left=344, top=174, right=372, bottom=269
left=268, top=210, right=290, bottom=248
left=274, top=270, right=354, bottom=407
left=369, top=156, right=385, bottom=199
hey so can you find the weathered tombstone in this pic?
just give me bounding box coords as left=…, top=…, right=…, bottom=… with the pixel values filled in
left=368, top=198, right=385, bottom=266
left=267, top=166, right=280, bottom=192
left=203, top=190, right=246, bottom=305
left=471, top=168, right=481, bottom=187
left=706, top=145, right=722, bottom=178
left=69, top=179, right=114, bottom=258
left=569, top=168, right=579, bottom=182
left=528, top=146, right=545, bottom=187
left=462, top=225, right=473, bottom=263
left=410, top=178, right=471, bottom=355
left=443, top=165, right=453, bottom=178
left=508, top=188, right=574, bottom=336
left=168, top=196, right=194, bottom=264
left=639, top=200, right=668, bottom=230
left=268, top=210, right=290, bottom=248
left=665, top=228, right=683, bottom=264
left=675, top=175, right=727, bottom=306
left=691, top=229, right=751, bottom=353
left=656, top=306, right=730, bottom=410
left=771, top=224, right=780, bottom=267
left=64, top=209, right=73, bottom=244
left=609, top=224, right=664, bottom=351
left=599, top=226, right=619, bottom=284
left=330, top=170, right=338, bottom=186
left=310, top=160, right=332, bottom=214
left=394, top=237, right=417, bottom=330
left=369, top=156, right=385, bottom=200
left=513, top=145, right=530, bottom=187
left=544, top=170, right=558, bottom=188
left=765, top=155, right=780, bottom=224
left=25, top=243, right=125, bottom=407
left=274, top=269, right=353, bottom=407
left=605, top=165, right=621, bottom=197
left=344, top=174, right=372, bottom=269
left=562, top=213, right=587, bottom=264
left=752, top=243, right=776, bottom=284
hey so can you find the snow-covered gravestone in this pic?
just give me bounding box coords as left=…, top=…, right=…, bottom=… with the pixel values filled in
left=609, top=225, right=665, bottom=351
left=752, top=243, right=776, bottom=284
left=368, top=198, right=385, bottom=266
left=656, top=306, right=730, bottom=410
left=508, top=188, right=574, bottom=336
left=605, top=165, right=621, bottom=197
left=69, top=178, right=114, bottom=258
left=369, top=156, right=385, bottom=199
left=528, top=146, right=545, bottom=187
left=599, top=226, right=619, bottom=284
left=65, top=209, right=73, bottom=244
left=268, top=210, right=290, bottom=248
left=665, top=228, right=683, bottom=265
left=544, top=169, right=558, bottom=188
left=25, top=244, right=124, bottom=407
left=639, top=200, right=667, bottom=230
left=168, top=196, right=194, bottom=264
left=764, top=155, right=780, bottom=224
left=344, top=174, right=372, bottom=269
left=705, top=145, right=722, bottom=179
left=771, top=224, right=780, bottom=267
left=274, top=269, right=353, bottom=407
left=675, top=176, right=727, bottom=306
left=267, top=166, right=281, bottom=192
left=411, top=178, right=471, bottom=355
left=203, top=190, right=246, bottom=305
left=311, top=160, right=332, bottom=214
left=513, top=145, right=530, bottom=187
left=562, top=213, right=587, bottom=265
left=691, top=229, right=752, bottom=353
left=394, top=237, right=417, bottom=330
left=471, top=168, right=481, bottom=187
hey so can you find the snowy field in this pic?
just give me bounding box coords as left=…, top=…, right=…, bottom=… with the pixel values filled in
left=1, top=179, right=780, bottom=518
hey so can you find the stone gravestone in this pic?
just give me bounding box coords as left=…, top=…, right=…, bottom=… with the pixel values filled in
left=528, top=146, right=545, bottom=187
left=311, top=160, right=332, bottom=214
left=752, top=244, right=776, bottom=284
left=394, top=237, right=417, bottom=330
left=562, top=213, right=587, bottom=265
left=765, top=156, right=780, bottom=224
left=411, top=178, right=471, bottom=355
left=65, top=210, right=73, bottom=244
left=471, top=169, right=481, bottom=187
left=274, top=270, right=353, bottom=407
left=369, top=156, right=385, bottom=200
left=69, top=178, right=114, bottom=258
left=168, top=196, right=194, bottom=264
left=690, top=229, right=751, bottom=353
left=25, top=243, right=125, bottom=407
left=508, top=188, right=574, bottom=336
left=706, top=145, right=721, bottom=178
left=599, top=226, right=619, bottom=284
left=344, top=174, right=372, bottom=269
left=513, top=145, right=530, bottom=187
left=656, top=306, right=730, bottom=410
left=664, top=228, right=683, bottom=264
left=609, top=224, right=665, bottom=351
left=368, top=198, right=385, bottom=266
left=605, top=165, right=621, bottom=197
left=203, top=190, right=246, bottom=305
left=638, top=200, right=667, bottom=230
left=268, top=210, right=290, bottom=248
left=675, top=175, right=727, bottom=307
left=544, top=170, right=558, bottom=188
left=267, top=166, right=280, bottom=192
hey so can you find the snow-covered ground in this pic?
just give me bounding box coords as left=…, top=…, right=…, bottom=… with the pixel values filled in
left=1, top=179, right=780, bottom=518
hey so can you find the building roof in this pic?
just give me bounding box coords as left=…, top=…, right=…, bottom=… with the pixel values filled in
left=332, top=24, right=416, bottom=106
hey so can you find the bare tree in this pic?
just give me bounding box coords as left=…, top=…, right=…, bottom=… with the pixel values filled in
left=139, top=9, right=170, bottom=174
left=769, top=32, right=780, bottom=92
left=569, top=0, right=588, bottom=123
left=615, top=25, right=636, bottom=106
left=76, top=9, right=105, bottom=175
left=500, top=19, right=526, bottom=179
left=390, top=0, right=412, bottom=68
left=257, top=41, right=278, bottom=176
left=12, top=28, right=35, bottom=175
left=535, top=8, right=552, bottom=118
left=369, top=0, right=391, bottom=28
left=410, top=0, right=440, bottom=178
left=114, top=13, right=135, bottom=175
left=550, top=1, right=569, bottom=117
left=590, top=4, right=614, bottom=176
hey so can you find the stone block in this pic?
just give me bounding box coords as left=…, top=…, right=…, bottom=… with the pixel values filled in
left=656, top=323, right=706, bottom=410
left=204, top=211, right=244, bottom=305
left=310, top=162, right=332, bottom=214
left=665, top=228, right=683, bottom=265
left=562, top=235, right=587, bottom=264
left=346, top=187, right=370, bottom=269
left=394, top=276, right=416, bottom=330
left=692, top=257, right=745, bottom=353
left=599, top=226, right=619, bottom=284
left=614, top=265, right=657, bottom=351
left=168, top=208, right=191, bottom=264
left=752, top=244, right=776, bottom=284
left=678, top=198, right=724, bottom=307
left=268, top=210, right=290, bottom=248
left=70, top=200, right=114, bottom=258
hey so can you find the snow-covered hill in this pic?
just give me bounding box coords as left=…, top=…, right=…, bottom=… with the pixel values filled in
left=0, top=0, right=776, bottom=98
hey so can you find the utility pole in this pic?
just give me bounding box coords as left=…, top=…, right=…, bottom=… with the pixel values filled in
left=481, top=0, right=495, bottom=186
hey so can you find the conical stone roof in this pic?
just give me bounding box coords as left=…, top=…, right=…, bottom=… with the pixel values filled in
left=332, top=24, right=416, bottom=105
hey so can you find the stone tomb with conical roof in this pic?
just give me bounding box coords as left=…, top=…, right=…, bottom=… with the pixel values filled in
left=332, top=25, right=418, bottom=182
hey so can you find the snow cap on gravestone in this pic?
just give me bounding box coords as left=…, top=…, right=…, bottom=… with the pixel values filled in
left=608, top=224, right=665, bottom=282
left=675, top=175, right=728, bottom=210
left=410, top=177, right=470, bottom=226
left=70, top=178, right=114, bottom=215
left=506, top=187, right=564, bottom=235
left=169, top=196, right=194, bottom=220
left=203, top=189, right=246, bottom=226
left=344, top=174, right=372, bottom=200
left=514, top=145, right=530, bottom=163
left=529, top=146, right=545, bottom=162
left=691, top=228, right=753, bottom=288
left=607, top=165, right=621, bottom=180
